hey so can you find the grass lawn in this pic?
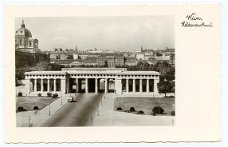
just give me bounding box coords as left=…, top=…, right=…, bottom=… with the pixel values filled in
left=16, top=96, right=58, bottom=112
left=114, top=97, right=175, bottom=115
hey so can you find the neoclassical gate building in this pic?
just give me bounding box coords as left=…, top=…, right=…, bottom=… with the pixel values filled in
left=24, top=68, right=160, bottom=96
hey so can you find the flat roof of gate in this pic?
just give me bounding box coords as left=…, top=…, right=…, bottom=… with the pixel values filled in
left=25, top=71, right=66, bottom=75
left=62, top=68, right=127, bottom=72
left=118, top=71, right=160, bottom=75
left=25, top=70, right=159, bottom=75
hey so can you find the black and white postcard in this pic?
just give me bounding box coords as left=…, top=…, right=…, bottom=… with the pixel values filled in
left=4, top=4, right=222, bottom=143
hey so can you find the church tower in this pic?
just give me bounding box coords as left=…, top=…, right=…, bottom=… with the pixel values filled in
left=15, top=20, right=39, bottom=53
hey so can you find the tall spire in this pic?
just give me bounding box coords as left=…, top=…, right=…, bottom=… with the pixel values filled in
left=75, top=45, right=78, bottom=53
left=141, top=46, right=143, bottom=52
left=21, top=20, right=25, bottom=28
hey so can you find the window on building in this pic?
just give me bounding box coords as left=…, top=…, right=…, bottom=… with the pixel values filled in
left=20, top=39, right=23, bottom=45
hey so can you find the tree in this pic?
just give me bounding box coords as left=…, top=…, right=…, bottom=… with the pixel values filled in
left=171, top=81, right=175, bottom=94
left=127, top=65, right=137, bottom=71
left=157, top=67, right=175, bottom=97
left=67, top=55, right=73, bottom=59
left=142, top=62, right=150, bottom=71
left=156, top=52, right=162, bottom=56
left=137, top=61, right=143, bottom=67
left=157, top=79, right=173, bottom=97
left=16, top=62, right=64, bottom=80
left=136, top=61, right=143, bottom=70
left=153, top=61, right=175, bottom=97
left=149, top=64, right=154, bottom=71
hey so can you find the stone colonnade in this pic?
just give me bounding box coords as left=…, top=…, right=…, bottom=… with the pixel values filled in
left=120, top=78, right=159, bottom=94
left=28, top=78, right=61, bottom=92
left=24, top=72, right=67, bottom=96
left=24, top=71, right=160, bottom=96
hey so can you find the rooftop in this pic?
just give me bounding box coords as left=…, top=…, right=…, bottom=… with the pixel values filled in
left=25, top=68, right=159, bottom=76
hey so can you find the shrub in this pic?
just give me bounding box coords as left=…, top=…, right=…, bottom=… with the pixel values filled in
left=47, top=93, right=52, bottom=97
left=137, top=110, right=144, bottom=114
left=33, top=106, right=39, bottom=110
left=152, top=106, right=164, bottom=114
left=116, top=107, right=122, bottom=111
left=171, top=111, right=175, bottom=116
left=38, top=93, right=42, bottom=97
left=52, top=93, right=58, bottom=98
left=17, top=107, right=24, bottom=112
left=18, top=92, right=23, bottom=97
left=166, top=95, right=175, bottom=98
left=129, top=107, right=135, bottom=112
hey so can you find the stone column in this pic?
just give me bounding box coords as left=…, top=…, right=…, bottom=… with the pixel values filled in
left=126, top=79, right=129, bottom=93
left=47, top=79, right=50, bottom=92
left=139, top=79, right=142, bottom=93
left=25, top=79, right=30, bottom=95
left=146, top=79, right=149, bottom=93
left=75, top=78, right=78, bottom=93
left=85, top=78, right=88, bottom=93
left=115, top=78, right=122, bottom=94
left=41, top=79, right=43, bottom=92
left=154, top=79, right=159, bottom=95
left=66, top=78, right=69, bottom=93
left=34, top=79, right=37, bottom=92
left=61, top=79, right=66, bottom=94
left=97, top=79, right=100, bottom=92
left=95, top=78, right=98, bottom=93
left=54, top=79, right=56, bottom=92
left=133, top=79, right=135, bottom=93
left=105, top=78, right=108, bottom=94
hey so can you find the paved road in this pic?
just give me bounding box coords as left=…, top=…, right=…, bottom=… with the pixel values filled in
left=40, top=93, right=103, bottom=127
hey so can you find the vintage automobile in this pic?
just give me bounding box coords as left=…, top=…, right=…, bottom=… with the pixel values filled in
left=67, top=96, right=74, bottom=102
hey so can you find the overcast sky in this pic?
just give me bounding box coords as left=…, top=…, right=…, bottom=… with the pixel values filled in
left=15, top=16, right=174, bottom=51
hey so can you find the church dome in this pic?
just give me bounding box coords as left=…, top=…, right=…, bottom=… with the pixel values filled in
left=15, top=20, right=32, bottom=38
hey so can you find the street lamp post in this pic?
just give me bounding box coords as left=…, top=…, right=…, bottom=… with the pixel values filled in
left=91, top=114, right=93, bottom=126
left=28, top=116, right=31, bottom=127
left=49, top=103, right=51, bottom=116
left=61, top=95, right=62, bottom=106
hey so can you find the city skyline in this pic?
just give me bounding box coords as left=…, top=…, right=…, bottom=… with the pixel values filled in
left=15, top=16, right=175, bottom=51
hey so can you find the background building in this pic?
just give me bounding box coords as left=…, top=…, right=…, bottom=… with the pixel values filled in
left=15, top=20, right=40, bottom=53
left=15, top=20, right=50, bottom=68
left=97, top=53, right=125, bottom=67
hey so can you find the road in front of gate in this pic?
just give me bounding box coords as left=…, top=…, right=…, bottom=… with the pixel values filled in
left=40, top=93, right=104, bottom=127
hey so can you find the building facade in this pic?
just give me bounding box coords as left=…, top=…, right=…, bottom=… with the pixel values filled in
left=97, top=53, right=125, bottom=67
left=125, top=57, right=138, bottom=66
left=15, top=20, right=40, bottom=53
left=82, top=57, right=98, bottom=67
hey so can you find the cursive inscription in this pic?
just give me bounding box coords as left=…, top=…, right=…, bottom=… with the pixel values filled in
left=181, top=13, right=213, bottom=27
left=186, top=13, right=203, bottom=21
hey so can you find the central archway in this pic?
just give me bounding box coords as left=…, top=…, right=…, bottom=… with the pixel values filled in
left=88, top=78, right=95, bottom=93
